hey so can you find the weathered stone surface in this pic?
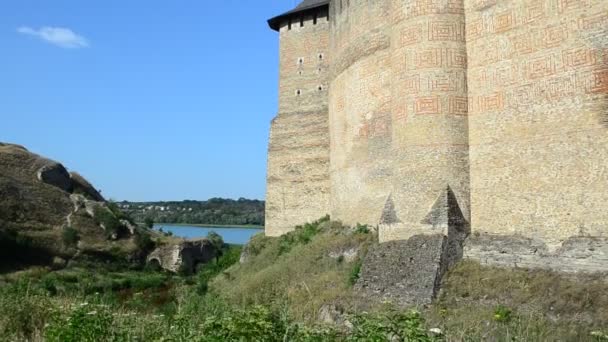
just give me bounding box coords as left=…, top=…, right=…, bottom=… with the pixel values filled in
left=266, top=0, right=608, bottom=273
left=37, top=163, right=73, bottom=193
left=0, top=142, right=140, bottom=268
left=147, top=239, right=215, bottom=273
left=464, top=234, right=608, bottom=274
left=355, top=235, right=447, bottom=306
left=264, top=5, right=331, bottom=236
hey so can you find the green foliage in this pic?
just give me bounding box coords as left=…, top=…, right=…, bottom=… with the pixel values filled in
left=348, top=260, right=362, bottom=286
left=199, top=305, right=285, bottom=341
left=61, top=226, right=80, bottom=247
left=93, top=206, right=128, bottom=240
left=354, top=223, right=371, bottom=234
left=120, top=198, right=265, bottom=226
left=493, top=305, right=513, bottom=323
left=207, top=230, right=225, bottom=262
left=197, top=245, right=242, bottom=294
left=134, top=230, right=155, bottom=253
left=45, top=303, right=117, bottom=342
left=278, top=216, right=329, bottom=255
left=144, top=217, right=154, bottom=229
left=106, top=201, right=134, bottom=224
left=347, top=310, right=437, bottom=342
left=0, top=280, right=53, bottom=341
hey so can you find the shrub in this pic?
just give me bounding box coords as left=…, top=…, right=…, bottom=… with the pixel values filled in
left=93, top=206, right=128, bottom=240
left=348, top=260, right=362, bottom=286
left=61, top=226, right=80, bottom=247
left=45, top=302, right=119, bottom=342
left=144, top=217, right=155, bottom=229
left=354, top=223, right=370, bottom=234
left=134, top=230, right=155, bottom=253
left=278, top=216, right=328, bottom=255
left=493, top=305, right=513, bottom=323
left=348, top=310, right=436, bottom=341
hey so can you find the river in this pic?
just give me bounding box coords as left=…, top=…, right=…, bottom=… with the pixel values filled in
left=154, top=224, right=263, bottom=245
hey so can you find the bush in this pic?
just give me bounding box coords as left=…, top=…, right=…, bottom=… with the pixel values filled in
left=144, top=217, right=155, bottom=229
left=348, top=260, right=362, bottom=286
left=354, top=223, right=370, bottom=234
left=61, top=226, right=80, bottom=247
left=93, top=206, right=128, bottom=240
left=348, top=310, right=436, bottom=341
left=45, top=303, right=119, bottom=342
left=134, top=230, right=155, bottom=253
left=278, top=216, right=329, bottom=255
left=493, top=305, right=513, bottom=323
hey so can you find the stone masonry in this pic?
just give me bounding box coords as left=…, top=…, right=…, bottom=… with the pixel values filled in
left=265, top=0, right=608, bottom=274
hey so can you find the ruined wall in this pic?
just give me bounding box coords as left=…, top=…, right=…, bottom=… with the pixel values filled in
left=466, top=0, right=608, bottom=243
left=329, top=0, right=470, bottom=242
left=266, top=10, right=331, bottom=236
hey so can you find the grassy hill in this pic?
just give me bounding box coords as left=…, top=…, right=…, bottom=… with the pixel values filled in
left=1, top=216, right=607, bottom=341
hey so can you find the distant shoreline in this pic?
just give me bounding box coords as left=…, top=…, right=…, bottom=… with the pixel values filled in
left=152, top=223, right=264, bottom=230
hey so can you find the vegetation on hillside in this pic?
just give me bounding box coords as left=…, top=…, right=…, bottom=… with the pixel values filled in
left=1, top=217, right=607, bottom=341
left=118, top=198, right=264, bottom=226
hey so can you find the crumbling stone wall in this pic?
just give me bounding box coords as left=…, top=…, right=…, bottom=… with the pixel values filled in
left=147, top=238, right=215, bottom=273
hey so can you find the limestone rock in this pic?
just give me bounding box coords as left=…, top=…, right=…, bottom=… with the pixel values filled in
left=70, top=172, right=104, bottom=201
left=0, top=142, right=141, bottom=270
left=37, top=163, right=73, bottom=193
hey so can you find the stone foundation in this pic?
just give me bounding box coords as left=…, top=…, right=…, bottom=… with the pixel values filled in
left=464, top=234, right=608, bottom=274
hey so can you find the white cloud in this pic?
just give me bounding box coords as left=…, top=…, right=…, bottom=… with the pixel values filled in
left=17, top=26, right=89, bottom=49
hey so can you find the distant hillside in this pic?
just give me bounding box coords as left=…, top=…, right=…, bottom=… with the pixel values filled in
left=118, top=198, right=265, bottom=226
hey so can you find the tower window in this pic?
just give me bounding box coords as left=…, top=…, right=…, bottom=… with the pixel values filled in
left=318, top=53, right=324, bottom=60
left=313, top=14, right=318, bottom=25
left=318, top=85, right=323, bottom=91
left=298, top=57, right=303, bottom=65
left=300, top=17, right=304, bottom=27
left=288, top=19, right=292, bottom=30
left=296, top=89, right=302, bottom=96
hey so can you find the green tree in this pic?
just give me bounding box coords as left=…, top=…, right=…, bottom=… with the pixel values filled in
left=144, top=217, right=155, bottom=229
left=207, top=231, right=224, bottom=263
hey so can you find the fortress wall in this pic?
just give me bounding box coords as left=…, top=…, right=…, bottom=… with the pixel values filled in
left=384, top=0, right=470, bottom=241
left=466, top=0, right=608, bottom=243
left=329, top=0, right=394, bottom=227
left=329, top=0, right=470, bottom=241
left=266, top=11, right=331, bottom=236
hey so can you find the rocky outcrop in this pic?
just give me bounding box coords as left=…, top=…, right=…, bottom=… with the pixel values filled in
left=147, top=238, right=216, bottom=273
left=37, top=163, right=73, bottom=193
left=0, top=142, right=140, bottom=270
left=70, top=172, right=104, bottom=201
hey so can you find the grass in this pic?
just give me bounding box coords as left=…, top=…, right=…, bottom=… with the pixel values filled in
left=210, top=217, right=376, bottom=322
left=1, top=218, right=607, bottom=341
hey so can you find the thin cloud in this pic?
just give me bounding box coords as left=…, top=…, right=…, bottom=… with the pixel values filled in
left=17, top=26, right=89, bottom=49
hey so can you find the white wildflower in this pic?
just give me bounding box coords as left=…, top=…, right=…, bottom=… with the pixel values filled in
left=429, top=328, right=443, bottom=335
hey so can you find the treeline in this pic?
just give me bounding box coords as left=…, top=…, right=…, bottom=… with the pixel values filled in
left=118, top=198, right=264, bottom=226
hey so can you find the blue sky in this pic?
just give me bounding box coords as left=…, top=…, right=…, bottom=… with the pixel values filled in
left=0, top=1, right=300, bottom=201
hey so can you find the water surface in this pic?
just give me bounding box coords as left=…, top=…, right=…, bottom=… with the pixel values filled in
left=154, top=224, right=263, bottom=245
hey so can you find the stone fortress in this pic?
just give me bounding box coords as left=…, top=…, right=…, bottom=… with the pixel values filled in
left=265, top=0, right=608, bottom=274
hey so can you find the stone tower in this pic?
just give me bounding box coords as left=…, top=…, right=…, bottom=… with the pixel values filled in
left=265, top=0, right=331, bottom=236
left=328, top=0, right=470, bottom=242
left=266, top=0, right=608, bottom=273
